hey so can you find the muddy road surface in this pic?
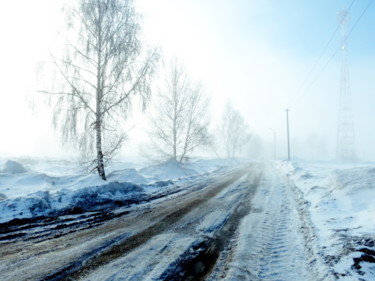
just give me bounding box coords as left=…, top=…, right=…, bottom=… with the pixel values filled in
left=0, top=163, right=330, bottom=281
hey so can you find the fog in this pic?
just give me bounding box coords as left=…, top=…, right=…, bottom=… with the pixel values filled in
left=0, top=0, right=374, bottom=161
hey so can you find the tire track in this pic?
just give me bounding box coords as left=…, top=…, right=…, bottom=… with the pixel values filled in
left=209, top=164, right=328, bottom=281
left=77, top=166, right=262, bottom=281
left=163, top=170, right=262, bottom=281
left=256, top=185, right=301, bottom=281
left=0, top=166, right=248, bottom=281
left=47, top=166, right=251, bottom=281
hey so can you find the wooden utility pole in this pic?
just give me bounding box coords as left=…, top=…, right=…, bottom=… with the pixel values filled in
left=269, top=128, right=276, bottom=160
left=285, top=109, right=290, bottom=161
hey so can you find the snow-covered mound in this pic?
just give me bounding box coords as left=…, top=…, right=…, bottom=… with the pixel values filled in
left=0, top=157, right=237, bottom=224
left=0, top=193, right=6, bottom=200
left=107, top=168, right=147, bottom=184
left=275, top=160, right=375, bottom=280
left=19, top=159, right=87, bottom=177
left=330, top=167, right=375, bottom=192
left=0, top=169, right=148, bottom=200
left=0, top=191, right=51, bottom=222
left=0, top=181, right=145, bottom=223
left=3, top=160, right=27, bottom=174
left=325, top=167, right=375, bottom=234
left=184, top=158, right=240, bottom=174
left=0, top=172, right=102, bottom=199
left=274, top=160, right=298, bottom=176
left=56, top=181, right=145, bottom=210
left=139, top=159, right=197, bottom=181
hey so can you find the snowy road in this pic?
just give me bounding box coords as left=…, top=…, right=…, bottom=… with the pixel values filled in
left=0, top=163, right=330, bottom=281
left=207, top=164, right=332, bottom=281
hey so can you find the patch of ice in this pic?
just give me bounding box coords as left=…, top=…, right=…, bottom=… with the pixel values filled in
left=80, top=233, right=198, bottom=281
left=197, top=210, right=229, bottom=235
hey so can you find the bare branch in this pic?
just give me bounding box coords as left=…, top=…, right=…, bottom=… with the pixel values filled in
left=38, top=0, right=158, bottom=179
left=148, top=59, right=210, bottom=163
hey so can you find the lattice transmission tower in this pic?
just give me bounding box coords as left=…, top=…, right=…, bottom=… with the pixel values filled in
left=336, top=9, right=356, bottom=161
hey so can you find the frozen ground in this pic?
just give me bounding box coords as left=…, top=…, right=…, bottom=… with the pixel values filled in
left=0, top=158, right=253, bottom=281
left=0, top=158, right=239, bottom=223
left=275, top=160, right=375, bottom=280
left=0, top=158, right=374, bottom=280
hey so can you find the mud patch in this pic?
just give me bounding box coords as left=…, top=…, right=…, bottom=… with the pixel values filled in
left=49, top=168, right=251, bottom=281
left=158, top=171, right=260, bottom=281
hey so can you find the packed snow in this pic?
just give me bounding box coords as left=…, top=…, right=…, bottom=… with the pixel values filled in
left=275, top=160, right=375, bottom=280
left=1, top=158, right=374, bottom=280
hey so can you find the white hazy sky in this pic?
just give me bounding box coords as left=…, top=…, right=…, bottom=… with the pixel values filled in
left=0, top=0, right=374, bottom=160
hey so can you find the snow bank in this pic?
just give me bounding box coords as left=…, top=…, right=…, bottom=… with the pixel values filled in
left=0, top=193, right=6, bottom=200
left=107, top=168, right=147, bottom=184
left=0, top=168, right=147, bottom=200
left=3, top=160, right=28, bottom=174
left=326, top=167, right=375, bottom=235
left=184, top=158, right=240, bottom=174
left=274, top=160, right=298, bottom=176
left=330, top=167, right=375, bottom=192
left=0, top=191, right=51, bottom=222
left=20, top=159, right=86, bottom=177
left=0, top=181, right=145, bottom=223
left=56, top=181, right=145, bottom=210
left=0, top=158, right=237, bottom=223
left=275, top=161, right=375, bottom=280
left=0, top=172, right=101, bottom=199
left=139, top=159, right=197, bottom=181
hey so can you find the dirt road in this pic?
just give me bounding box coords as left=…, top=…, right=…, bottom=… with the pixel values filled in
left=0, top=163, right=331, bottom=281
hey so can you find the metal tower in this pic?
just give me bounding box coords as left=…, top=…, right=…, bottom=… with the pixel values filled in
left=336, top=9, right=356, bottom=161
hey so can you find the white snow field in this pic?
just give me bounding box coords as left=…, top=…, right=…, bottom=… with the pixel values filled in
left=0, top=158, right=374, bottom=280
left=275, top=160, right=375, bottom=281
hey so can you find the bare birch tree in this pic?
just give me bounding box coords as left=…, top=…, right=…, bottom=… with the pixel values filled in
left=221, top=103, right=251, bottom=158
left=149, top=60, right=210, bottom=163
left=39, top=0, right=158, bottom=180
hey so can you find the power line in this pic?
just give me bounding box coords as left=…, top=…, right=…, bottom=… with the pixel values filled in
left=298, top=0, right=373, bottom=97
left=305, top=46, right=339, bottom=93
left=347, top=0, right=374, bottom=38
left=296, top=0, right=357, bottom=95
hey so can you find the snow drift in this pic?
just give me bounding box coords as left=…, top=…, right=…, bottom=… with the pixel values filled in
left=0, top=181, right=145, bottom=223
left=275, top=160, right=375, bottom=280
left=0, top=158, right=239, bottom=224
left=139, top=159, right=197, bottom=181
left=3, top=160, right=28, bottom=174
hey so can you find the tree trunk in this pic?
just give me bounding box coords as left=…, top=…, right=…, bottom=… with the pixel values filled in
left=95, top=81, right=106, bottom=180
left=173, top=124, right=177, bottom=160
left=95, top=13, right=106, bottom=181
left=96, top=120, right=106, bottom=180
left=180, top=114, right=192, bottom=163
